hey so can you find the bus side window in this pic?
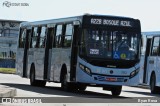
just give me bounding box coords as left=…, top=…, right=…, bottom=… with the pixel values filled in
left=19, top=28, right=26, bottom=48
left=63, top=24, right=73, bottom=48
left=31, top=27, right=38, bottom=48
left=151, top=37, right=160, bottom=56
left=55, top=25, right=62, bottom=48
left=39, top=26, right=46, bottom=48
left=35, top=27, right=42, bottom=48
left=29, top=28, right=34, bottom=48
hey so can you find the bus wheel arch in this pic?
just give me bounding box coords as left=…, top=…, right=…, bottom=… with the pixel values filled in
left=150, top=71, right=159, bottom=94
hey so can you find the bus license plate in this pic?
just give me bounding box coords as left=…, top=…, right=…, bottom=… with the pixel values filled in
left=106, top=78, right=117, bottom=82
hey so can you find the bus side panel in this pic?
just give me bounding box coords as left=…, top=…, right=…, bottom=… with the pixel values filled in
left=147, top=56, right=157, bottom=85
left=27, top=48, right=45, bottom=80
left=47, top=49, right=52, bottom=81
left=139, top=55, right=145, bottom=84
left=60, top=48, right=71, bottom=82
left=16, top=48, right=24, bottom=77
left=27, top=49, right=34, bottom=78
left=50, top=48, right=71, bottom=82
left=34, top=48, right=45, bottom=80
left=50, top=48, right=61, bottom=82
left=156, top=57, right=160, bottom=86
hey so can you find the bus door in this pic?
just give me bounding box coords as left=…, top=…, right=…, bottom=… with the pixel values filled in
left=44, top=25, right=54, bottom=80
left=143, top=38, right=151, bottom=83
left=70, top=22, right=80, bottom=81
left=23, top=28, right=31, bottom=77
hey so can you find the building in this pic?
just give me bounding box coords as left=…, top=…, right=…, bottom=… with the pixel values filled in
left=0, top=19, right=23, bottom=67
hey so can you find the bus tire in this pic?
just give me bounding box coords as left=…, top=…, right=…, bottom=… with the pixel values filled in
left=78, top=84, right=87, bottom=91
left=61, top=73, right=71, bottom=91
left=37, top=80, right=46, bottom=87
left=150, top=73, right=159, bottom=94
left=30, top=65, right=37, bottom=86
left=111, top=86, right=122, bottom=96
left=30, top=65, right=46, bottom=87
left=61, top=74, right=78, bottom=91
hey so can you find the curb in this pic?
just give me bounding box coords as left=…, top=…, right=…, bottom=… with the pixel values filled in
left=138, top=84, right=149, bottom=89
left=0, top=85, right=17, bottom=97
left=0, top=72, right=16, bottom=74
left=131, top=84, right=149, bottom=89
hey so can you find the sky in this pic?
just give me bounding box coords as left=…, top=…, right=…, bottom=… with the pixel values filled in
left=0, top=0, right=160, bottom=32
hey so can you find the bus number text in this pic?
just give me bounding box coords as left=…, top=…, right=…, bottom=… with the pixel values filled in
left=91, top=18, right=102, bottom=25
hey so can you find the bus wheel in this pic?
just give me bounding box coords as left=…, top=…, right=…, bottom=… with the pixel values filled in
left=111, top=86, right=122, bottom=96
left=37, top=80, right=46, bottom=87
left=150, top=73, right=159, bottom=94
left=61, top=73, right=78, bottom=91
left=61, top=74, right=71, bottom=91
left=78, top=84, right=87, bottom=91
left=30, top=65, right=37, bottom=86
left=30, top=65, right=46, bottom=87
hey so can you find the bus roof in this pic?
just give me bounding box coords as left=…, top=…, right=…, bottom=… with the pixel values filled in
left=20, top=14, right=139, bottom=27
left=142, top=31, right=160, bottom=36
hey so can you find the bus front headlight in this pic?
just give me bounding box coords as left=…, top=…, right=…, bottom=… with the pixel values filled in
left=79, top=63, right=91, bottom=75
left=85, top=67, right=91, bottom=74
left=130, top=68, right=140, bottom=78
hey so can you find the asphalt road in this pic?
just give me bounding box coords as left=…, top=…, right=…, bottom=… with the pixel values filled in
left=0, top=73, right=160, bottom=106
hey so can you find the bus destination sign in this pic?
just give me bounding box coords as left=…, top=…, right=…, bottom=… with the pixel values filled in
left=90, top=18, right=132, bottom=27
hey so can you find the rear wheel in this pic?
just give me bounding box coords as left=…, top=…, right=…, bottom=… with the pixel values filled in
left=150, top=73, right=159, bottom=94
left=30, top=65, right=46, bottom=87
left=111, top=86, right=122, bottom=96
left=37, top=80, right=46, bottom=87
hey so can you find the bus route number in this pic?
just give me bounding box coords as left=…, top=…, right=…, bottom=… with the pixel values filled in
left=91, top=18, right=102, bottom=25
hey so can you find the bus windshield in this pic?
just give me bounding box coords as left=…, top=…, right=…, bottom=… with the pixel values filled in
left=80, top=29, right=140, bottom=60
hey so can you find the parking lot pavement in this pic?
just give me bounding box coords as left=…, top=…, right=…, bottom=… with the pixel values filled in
left=0, top=85, right=17, bottom=97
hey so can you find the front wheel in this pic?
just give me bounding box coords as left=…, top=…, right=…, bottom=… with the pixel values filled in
left=78, top=84, right=87, bottom=91
left=61, top=74, right=72, bottom=91
left=150, top=73, right=159, bottom=94
left=61, top=73, right=79, bottom=91
left=111, top=86, right=122, bottom=96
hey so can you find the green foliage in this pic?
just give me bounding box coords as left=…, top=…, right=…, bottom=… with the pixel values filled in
left=0, top=68, right=16, bottom=74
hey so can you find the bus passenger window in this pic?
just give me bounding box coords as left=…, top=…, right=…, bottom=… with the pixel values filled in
left=39, top=27, right=46, bottom=48
left=35, top=27, right=42, bottom=48
left=55, top=25, right=62, bottom=48
left=64, top=24, right=73, bottom=47
left=19, top=28, right=26, bottom=48
left=151, top=37, right=160, bottom=56
left=31, top=27, right=38, bottom=48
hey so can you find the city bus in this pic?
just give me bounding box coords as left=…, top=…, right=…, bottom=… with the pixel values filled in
left=142, top=33, right=160, bottom=94
left=16, top=14, right=141, bottom=96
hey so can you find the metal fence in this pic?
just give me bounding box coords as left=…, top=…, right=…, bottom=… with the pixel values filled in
left=0, top=59, right=15, bottom=68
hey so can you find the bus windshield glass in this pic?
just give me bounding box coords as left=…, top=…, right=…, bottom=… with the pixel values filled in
left=80, top=29, right=140, bottom=60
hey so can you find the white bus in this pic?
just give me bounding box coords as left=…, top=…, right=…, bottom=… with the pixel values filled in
left=141, top=32, right=160, bottom=94
left=16, top=14, right=141, bottom=96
